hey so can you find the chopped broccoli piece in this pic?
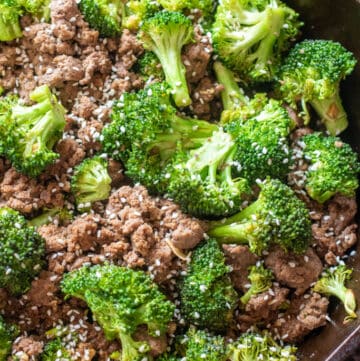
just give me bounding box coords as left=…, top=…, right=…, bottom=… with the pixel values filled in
left=208, top=178, right=311, bottom=255
left=180, top=238, right=238, bottom=331
left=139, top=11, right=194, bottom=107
left=167, top=128, right=252, bottom=218
left=122, top=0, right=160, bottom=30
left=41, top=338, right=72, bottom=361
left=278, top=39, right=357, bottom=135
left=157, top=354, right=180, bottom=361
left=212, top=0, right=302, bottom=83
left=240, top=263, right=273, bottom=305
left=227, top=331, right=297, bottom=360
left=0, top=207, right=45, bottom=295
left=0, top=315, right=19, bottom=361
left=28, top=207, right=73, bottom=227
left=101, top=82, right=217, bottom=194
left=137, top=51, right=165, bottom=82
left=314, top=265, right=357, bottom=324
left=177, top=328, right=227, bottom=361
left=61, top=264, right=175, bottom=361
left=78, top=0, right=123, bottom=37
left=19, top=0, right=51, bottom=21
left=0, top=85, right=66, bottom=177
left=225, top=94, right=295, bottom=183
left=71, top=156, right=112, bottom=209
left=0, top=0, right=23, bottom=42
left=300, top=133, right=360, bottom=203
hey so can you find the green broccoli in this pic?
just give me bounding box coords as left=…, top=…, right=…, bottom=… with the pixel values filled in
left=0, top=315, right=19, bottom=361
left=227, top=331, right=297, bottom=360
left=180, top=238, right=238, bottom=331
left=0, top=85, right=66, bottom=177
left=212, top=0, right=302, bottom=83
left=240, top=264, right=273, bottom=305
left=19, top=0, right=51, bottom=21
left=137, top=51, right=165, bottom=82
left=28, top=207, right=73, bottom=227
left=176, top=328, right=227, bottom=361
left=78, top=0, right=123, bottom=37
left=122, top=0, right=160, bottom=30
left=61, top=264, right=175, bottom=361
left=278, top=39, right=357, bottom=135
left=41, top=338, right=72, bottom=361
left=0, top=207, right=45, bottom=295
left=167, top=128, right=252, bottom=218
left=139, top=11, right=194, bottom=107
left=313, top=265, right=357, bottom=324
left=71, top=156, right=112, bottom=209
left=208, top=178, right=311, bottom=255
left=225, top=94, right=295, bottom=183
left=300, top=133, right=360, bottom=203
left=101, top=82, right=217, bottom=193
left=0, top=0, right=23, bottom=42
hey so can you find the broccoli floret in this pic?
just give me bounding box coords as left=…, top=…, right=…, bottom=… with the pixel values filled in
left=180, top=238, right=238, bottom=331
left=139, top=11, right=194, bottom=107
left=212, top=0, right=302, bottom=83
left=101, top=83, right=217, bottom=193
left=71, top=156, right=112, bottom=209
left=28, top=207, right=73, bottom=227
left=0, top=207, right=45, bottom=295
left=122, top=0, right=160, bottom=30
left=225, top=94, right=295, bottom=183
left=208, top=178, right=311, bottom=255
left=41, top=339, right=72, bottom=361
left=0, top=85, right=66, bottom=177
left=240, top=263, right=273, bottom=305
left=177, top=328, right=227, bottom=361
left=300, top=133, right=360, bottom=203
left=227, top=331, right=297, bottom=360
left=213, top=61, right=249, bottom=113
left=0, top=0, right=23, bottom=42
left=0, top=315, right=19, bottom=361
left=138, top=51, right=165, bottom=82
left=313, top=265, right=357, bottom=324
left=61, top=264, right=175, bottom=361
left=157, top=354, right=180, bottom=361
left=167, top=128, right=252, bottom=218
left=19, top=0, right=51, bottom=21
left=278, top=39, right=357, bottom=135
left=78, top=0, right=123, bottom=37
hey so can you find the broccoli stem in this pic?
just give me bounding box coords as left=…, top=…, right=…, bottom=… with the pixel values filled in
left=328, top=284, right=357, bottom=323
left=155, top=45, right=191, bottom=107
left=208, top=221, right=257, bottom=244
left=309, top=90, right=348, bottom=135
left=213, top=62, right=248, bottom=111
left=118, top=331, right=149, bottom=361
left=0, top=16, right=22, bottom=42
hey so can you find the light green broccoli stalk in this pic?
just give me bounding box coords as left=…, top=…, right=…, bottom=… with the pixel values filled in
left=139, top=11, right=194, bottom=107
left=313, top=265, right=357, bottom=324
left=28, top=208, right=73, bottom=228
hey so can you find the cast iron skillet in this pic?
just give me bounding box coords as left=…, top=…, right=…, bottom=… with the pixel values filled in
left=287, top=0, right=360, bottom=360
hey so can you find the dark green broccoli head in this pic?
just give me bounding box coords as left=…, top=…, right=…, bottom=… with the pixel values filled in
left=167, top=129, right=252, bottom=218
left=78, top=0, right=123, bottom=37
left=227, top=331, right=297, bottom=360
left=180, top=238, right=238, bottom=331
left=0, top=0, right=23, bottom=42
left=177, top=328, right=227, bottom=361
left=209, top=178, right=312, bottom=255
left=225, top=95, right=295, bottom=183
left=157, top=354, right=180, bottom=361
left=61, top=264, right=175, bottom=361
left=71, top=156, right=112, bottom=209
left=0, top=85, right=66, bottom=177
left=300, top=133, right=360, bottom=203
left=101, top=82, right=217, bottom=193
left=41, top=338, right=72, bottom=361
left=138, top=51, right=165, bottom=82
left=0, top=207, right=45, bottom=295
left=314, top=265, right=357, bottom=324
left=278, top=39, right=357, bottom=135
left=212, top=0, right=302, bottom=83
left=0, top=315, right=19, bottom=361
left=240, top=263, right=273, bottom=304
left=140, top=11, right=194, bottom=107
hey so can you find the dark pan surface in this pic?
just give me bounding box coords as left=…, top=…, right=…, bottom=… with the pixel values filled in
left=287, top=1, right=360, bottom=360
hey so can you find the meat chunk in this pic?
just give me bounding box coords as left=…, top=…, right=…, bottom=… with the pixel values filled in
left=271, top=292, right=329, bottom=343
left=12, top=337, right=43, bottom=359
left=265, top=247, right=323, bottom=295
